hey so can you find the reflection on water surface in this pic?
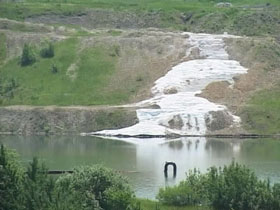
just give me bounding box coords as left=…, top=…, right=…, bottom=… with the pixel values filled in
left=1, top=136, right=280, bottom=199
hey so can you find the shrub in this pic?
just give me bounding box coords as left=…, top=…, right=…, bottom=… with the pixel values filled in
left=20, top=43, right=36, bottom=66
left=51, top=64, right=58, bottom=74
left=157, top=162, right=280, bottom=210
left=204, top=163, right=272, bottom=210
left=0, top=145, right=24, bottom=210
left=55, top=165, right=136, bottom=210
left=157, top=169, right=208, bottom=206
left=109, top=45, right=120, bottom=57
left=157, top=181, right=198, bottom=206
left=23, top=157, right=55, bottom=210
left=272, top=184, right=280, bottom=209
left=0, top=78, right=18, bottom=100
left=40, top=42, right=54, bottom=58
left=0, top=145, right=138, bottom=210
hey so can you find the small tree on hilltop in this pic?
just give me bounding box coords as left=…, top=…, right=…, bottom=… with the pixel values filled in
left=40, top=42, right=54, bottom=58
left=51, top=64, right=58, bottom=74
left=20, top=43, right=36, bottom=66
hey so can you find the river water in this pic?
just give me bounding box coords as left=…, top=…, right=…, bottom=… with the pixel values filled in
left=1, top=136, right=280, bottom=199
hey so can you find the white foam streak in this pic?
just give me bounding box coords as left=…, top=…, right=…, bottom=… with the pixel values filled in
left=87, top=33, right=247, bottom=142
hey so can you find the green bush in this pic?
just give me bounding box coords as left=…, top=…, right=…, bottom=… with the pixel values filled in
left=40, top=43, right=54, bottom=58
left=0, top=145, right=24, bottom=210
left=204, top=163, right=273, bottom=210
left=0, top=78, right=18, bottom=101
left=157, top=182, right=198, bottom=206
left=272, top=184, right=280, bottom=209
left=0, top=145, right=138, bottom=210
left=55, top=165, right=135, bottom=210
left=51, top=64, right=58, bottom=73
left=157, top=169, right=208, bottom=206
left=20, top=43, right=36, bottom=66
left=157, top=162, right=280, bottom=210
left=23, top=157, right=55, bottom=210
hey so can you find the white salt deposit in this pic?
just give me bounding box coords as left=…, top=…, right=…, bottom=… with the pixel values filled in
left=85, top=33, right=247, bottom=142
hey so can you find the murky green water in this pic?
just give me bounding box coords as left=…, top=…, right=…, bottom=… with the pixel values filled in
left=1, top=136, right=280, bottom=199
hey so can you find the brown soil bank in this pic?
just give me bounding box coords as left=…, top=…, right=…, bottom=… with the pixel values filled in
left=200, top=36, right=280, bottom=134
left=0, top=106, right=138, bottom=135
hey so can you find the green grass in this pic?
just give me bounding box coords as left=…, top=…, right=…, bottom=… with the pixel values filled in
left=241, top=88, right=280, bottom=134
left=137, top=199, right=211, bottom=210
left=0, top=38, right=132, bottom=106
left=0, top=2, right=85, bottom=21
left=254, top=39, right=280, bottom=70
left=0, top=33, right=6, bottom=64
left=1, top=0, right=280, bottom=36
left=23, top=0, right=280, bottom=11
left=23, top=0, right=213, bottom=12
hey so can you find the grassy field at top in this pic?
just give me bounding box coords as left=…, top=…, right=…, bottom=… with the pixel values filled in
left=1, top=0, right=280, bottom=36
left=22, top=0, right=280, bottom=11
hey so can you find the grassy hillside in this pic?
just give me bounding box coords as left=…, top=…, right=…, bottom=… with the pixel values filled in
left=224, top=37, right=280, bottom=134
left=241, top=89, right=280, bottom=134
left=0, top=26, right=186, bottom=106
left=0, top=37, right=126, bottom=106
left=0, top=0, right=280, bottom=36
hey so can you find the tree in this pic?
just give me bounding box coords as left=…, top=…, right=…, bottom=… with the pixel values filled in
left=55, top=165, right=135, bottom=210
left=51, top=64, right=58, bottom=74
left=23, top=157, right=55, bottom=210
left=40, top=42, right=54, bottom=58
left=0, top=145, right=24, bottom=210
left=0, top=146, right=139, bottom=210
left=157, top=162, right=280, bottom=210
left=20, top=44, right=36, bottom=66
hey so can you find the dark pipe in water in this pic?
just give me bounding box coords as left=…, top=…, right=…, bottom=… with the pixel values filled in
left=46, top=170, right=139, bottom=175
left=47, top=170, right=73, bottom=174
left=164, top=162, right=177, bottom=178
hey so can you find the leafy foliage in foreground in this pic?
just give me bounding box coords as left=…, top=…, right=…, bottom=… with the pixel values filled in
left=157, top=162, right=280, bottom=210
left=55, top=165, right=135, bottom=210
left=137, top=199, right=210, bottom=210
left=0, top=145, right=137, bottom=210
left=0, top=145, right=24, bottom=210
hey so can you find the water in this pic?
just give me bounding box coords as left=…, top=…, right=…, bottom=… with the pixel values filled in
left=1, top=136, right=280, bottom=199
left=90, top=33, right=247, bottom=138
